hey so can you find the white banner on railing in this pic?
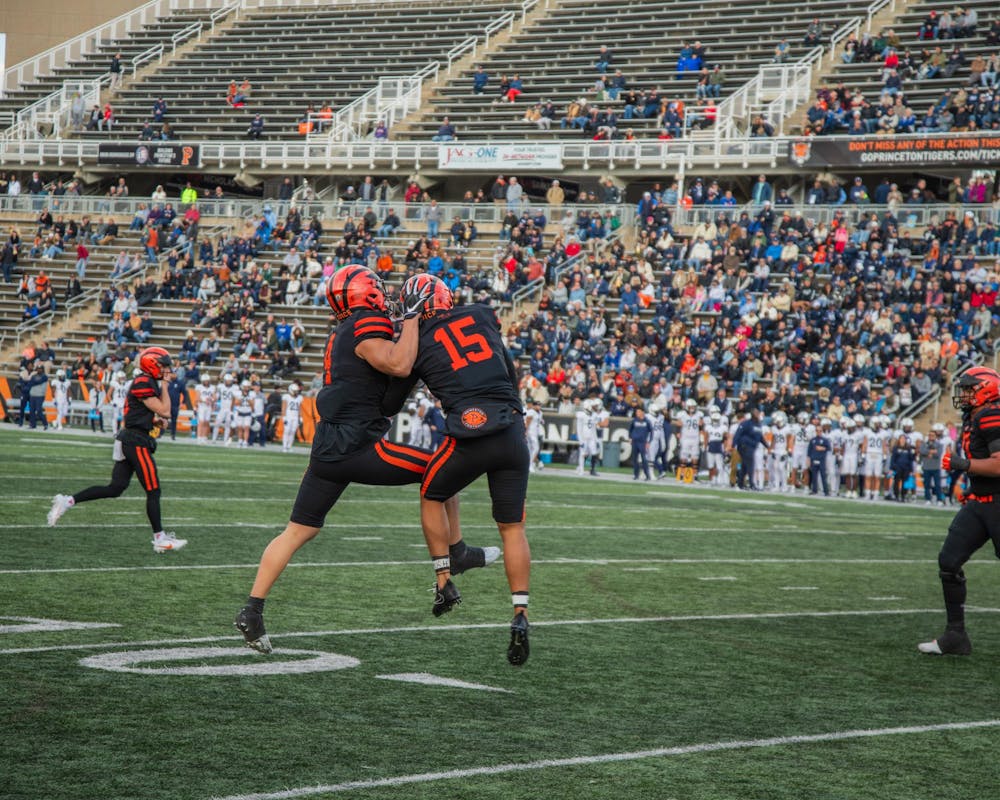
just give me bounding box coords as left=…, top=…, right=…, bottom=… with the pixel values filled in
left=437, top=143, right=563, bottom=171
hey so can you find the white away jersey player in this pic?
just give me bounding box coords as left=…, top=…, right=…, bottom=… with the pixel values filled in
left=576, top=408, right=606, bottom=456
left=524, top=406, right=544, bottom=468
left=790, top=422, right=814, bottom=471
left=841, top=428, right=863, bottom=475
left=282, top=392, right=303, bottom=451
left=678, top=410, right=702, bottom=462
left=863, top=426, right=887, bottom=476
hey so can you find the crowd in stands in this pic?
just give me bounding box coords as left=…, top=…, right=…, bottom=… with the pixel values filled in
left=804, top=12, right=1000, bottom=136
left=508, top=173, right=1000, bottom=441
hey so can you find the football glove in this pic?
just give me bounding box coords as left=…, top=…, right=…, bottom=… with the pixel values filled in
left=943, top=448, right=970, bottom=472
left=400, top=277, right=433, bottom=320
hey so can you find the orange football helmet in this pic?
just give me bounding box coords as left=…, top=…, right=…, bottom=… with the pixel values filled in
left=138, top=346, right=173, bottom=380
left=326, top=265, right=387, bottom=319
left=953, top=366, right=1000, bottom=410
left=401, top=273, right=453, bottom=316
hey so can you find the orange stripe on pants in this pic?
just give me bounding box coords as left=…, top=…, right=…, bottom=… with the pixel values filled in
left=375, top=441, right=425, bottom=474
left=137, top=447, right=159, bottom=490
left=421, top=436, right=456, bottom=496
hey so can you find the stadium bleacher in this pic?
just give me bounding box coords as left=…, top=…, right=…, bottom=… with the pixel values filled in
left=77, top=1, right=522, bottom=142
left=0, top=7, right=223, bottom=126
left=401, top=0, right=884, bottom=141
left=803, top=0, right=999, bottom=135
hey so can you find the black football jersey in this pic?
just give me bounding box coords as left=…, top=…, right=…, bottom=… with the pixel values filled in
left=411, top=304, right=522, bottom=438
left=312, top=309, right=395, bottom=461
left=123, top=374, right=159, bottom=432
left=962, top=403, right=1000, bottom=496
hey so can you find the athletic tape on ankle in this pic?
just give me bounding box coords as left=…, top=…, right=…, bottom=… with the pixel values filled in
left=511, top=593, right=529, bottom=607
left=433, top=557, right=451, bottom=573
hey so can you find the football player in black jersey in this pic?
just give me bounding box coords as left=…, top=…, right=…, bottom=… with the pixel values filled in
left=47, top=346, right=188, bottom=553
left=389, top=273, right=532, bottom=666
left=234, top=266, right=497, bottom=654
left=919, top=367, right=1000, bottom=655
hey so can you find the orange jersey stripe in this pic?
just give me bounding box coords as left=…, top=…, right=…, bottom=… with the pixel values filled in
left=375, top=441, right=426, bottom=474
left=421, top=436, right=456, bottom=496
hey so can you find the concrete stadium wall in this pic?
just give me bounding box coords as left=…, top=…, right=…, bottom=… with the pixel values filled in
left=1, top=0, right=146, bottom=68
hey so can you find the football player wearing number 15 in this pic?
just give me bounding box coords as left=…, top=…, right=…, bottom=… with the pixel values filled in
left=383, top=273, right=532, bottom=666
left=234, top=266, right=498, bottom=655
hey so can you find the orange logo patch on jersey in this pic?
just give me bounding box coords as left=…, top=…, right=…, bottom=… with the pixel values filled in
left=461, top=408, right=488, bottom=429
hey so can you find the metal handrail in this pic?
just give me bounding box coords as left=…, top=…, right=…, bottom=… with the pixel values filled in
left=131, top=44, right=165, bottom=76
left=171, top=21, right=204, bottom=49
left=0, top=134, right=790, bottom=170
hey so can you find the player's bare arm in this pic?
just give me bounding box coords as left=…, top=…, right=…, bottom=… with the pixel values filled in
left=356, top=316, right=419, bottom=377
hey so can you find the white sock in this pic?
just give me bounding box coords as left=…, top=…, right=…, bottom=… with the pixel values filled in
left=154, top=531, right=165, bottom=539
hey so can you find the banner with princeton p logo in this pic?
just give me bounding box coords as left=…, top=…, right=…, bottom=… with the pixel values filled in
left=438, top=143, right=563, bottom=170
left=98, top=143, right=200, bottom=168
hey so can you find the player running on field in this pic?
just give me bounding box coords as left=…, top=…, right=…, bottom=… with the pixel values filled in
left=47, top=347, right=187, bottom=553
left=386, top=273, right=532, bottom=666
left=920, top=367, right=1000, bottom=656
left=234, top=266, right=497, bottom=655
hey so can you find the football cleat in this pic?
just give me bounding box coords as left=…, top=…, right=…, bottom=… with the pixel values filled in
left=152, top=532, right=188, bottom=553
left=432, top=579, right=462, bottom=617
left=918, top=629, right=972, bottom=656
left=47, top=494, right=73, bottom=527
left=450, top=546, right=501, bottom=576
left=234, top=607, right=273, bottom=654
left=507, top=612, right=530, bottom=666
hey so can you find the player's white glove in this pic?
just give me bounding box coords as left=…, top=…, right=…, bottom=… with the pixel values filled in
left=400, top=276, right=433, bottom=320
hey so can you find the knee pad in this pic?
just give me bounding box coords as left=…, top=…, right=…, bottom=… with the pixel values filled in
left=938, top=565, right=966, bottom=585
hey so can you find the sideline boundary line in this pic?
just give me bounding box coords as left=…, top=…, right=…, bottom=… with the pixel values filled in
left=210, top=719, right=1000, bottom=799
left=5, top=608, right=1000, bottom=656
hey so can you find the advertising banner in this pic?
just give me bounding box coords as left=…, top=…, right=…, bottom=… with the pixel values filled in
left=438, top=143, right=563, bottom=170
left=789, top=134, right=1000, bottom=168
left=97, top=143, right=200, bottom=167
left=389, top=410, right=635, bottom=462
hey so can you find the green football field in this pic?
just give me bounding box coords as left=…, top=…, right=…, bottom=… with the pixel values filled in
left=2, top=426, right=1000, bottom=800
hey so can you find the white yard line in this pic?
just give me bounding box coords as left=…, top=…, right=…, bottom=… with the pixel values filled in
left=209, top=719, right=1000, bottom=800
left=375, top=673, right=513, bottom=694
left=0, top=556, right=969, bottom=576
left=4, top=608, right=999, bottom=657
left=698, top=576, right=738, bottom=582
left=0, top=519, right=945, bottom=538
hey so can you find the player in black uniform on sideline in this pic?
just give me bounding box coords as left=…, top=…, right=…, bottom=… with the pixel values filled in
left=234, top=266, right=497, bottom=654
left=47, top=346, right=187, bottom=554
left=919, top=366, right=1000, bottom=655
left=387, top=273, right=532, bottom=666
